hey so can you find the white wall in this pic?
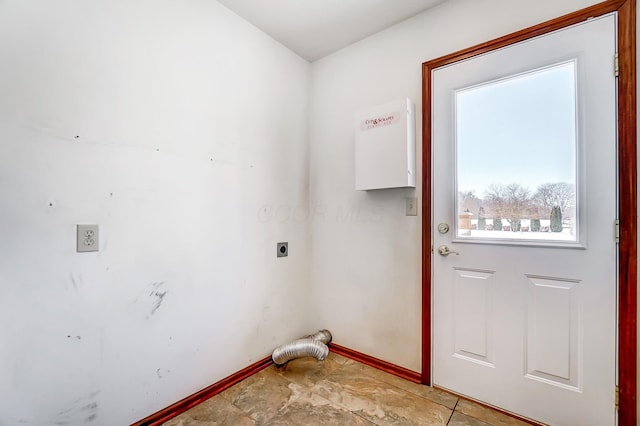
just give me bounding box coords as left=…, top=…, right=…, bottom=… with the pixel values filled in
left=0, top=1, right=310, bottom=424
left=2, top=0, right=638, bottom=423
left=308, top=0, right=604, bottom=373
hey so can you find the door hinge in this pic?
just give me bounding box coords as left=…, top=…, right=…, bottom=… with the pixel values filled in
left=615, top=219, right=620, bottom=243
left=615, top=385, right=620, bottom=410
left=614, top=53, right=619, bottom=77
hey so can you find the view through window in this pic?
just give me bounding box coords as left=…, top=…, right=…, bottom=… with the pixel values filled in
left=455, top=61, right=578, bottom=243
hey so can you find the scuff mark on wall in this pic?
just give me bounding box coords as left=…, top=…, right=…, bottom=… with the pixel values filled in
left=52, top=391, right=100, bottom=425
left=148, top=281, right=168, bottom=316
left=82, top=402, right=98, bottom=423
left=69, top=273, right=82, bottom=292
left=150, top=291, right=167, bottom=315
left=155, top=368, right=171, bottom=379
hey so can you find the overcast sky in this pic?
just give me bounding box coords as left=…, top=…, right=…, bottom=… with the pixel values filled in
left=456, top=61, right=577, bottom=197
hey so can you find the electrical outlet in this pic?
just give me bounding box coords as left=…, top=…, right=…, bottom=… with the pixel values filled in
left=405, top=197, right=418, bottom=216
left=277, top=242, right=288, bottom=258
left=77, top=224, right=99, bottom=252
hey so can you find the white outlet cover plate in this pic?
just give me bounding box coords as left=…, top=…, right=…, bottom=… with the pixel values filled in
left=77, top=224, right=99, bottom=252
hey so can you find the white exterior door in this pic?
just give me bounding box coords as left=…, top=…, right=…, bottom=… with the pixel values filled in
left=431, top=15, right=617, bottom=425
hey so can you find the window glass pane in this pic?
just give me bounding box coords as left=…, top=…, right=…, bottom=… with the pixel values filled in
left=455, top=62, right=577, bottom=242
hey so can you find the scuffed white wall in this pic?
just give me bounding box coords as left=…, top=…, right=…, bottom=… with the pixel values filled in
left=0, top=0, right=310, bottom=424
left=1, top=0, right=638, bottom=423
left=308, top=0, right=604, bottom=373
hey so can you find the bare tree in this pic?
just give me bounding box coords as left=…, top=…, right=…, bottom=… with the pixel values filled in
left=532, top=182, right=575, bottom=215
left=458, top=190, right=482, bottom=215
left=485, top=183, right=531, bottom=231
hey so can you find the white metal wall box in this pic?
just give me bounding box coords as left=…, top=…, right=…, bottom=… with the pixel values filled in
left=355, top=98, right=416, bottom=190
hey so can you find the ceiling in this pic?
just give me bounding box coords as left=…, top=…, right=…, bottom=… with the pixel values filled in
left=216, top=0, right=448, bottom=61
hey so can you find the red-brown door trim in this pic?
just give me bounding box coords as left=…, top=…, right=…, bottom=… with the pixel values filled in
left=421, top=1, right=636, bottom=424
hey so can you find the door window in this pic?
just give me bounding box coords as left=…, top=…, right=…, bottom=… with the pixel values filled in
left=455, top=61, right=578, bottom=244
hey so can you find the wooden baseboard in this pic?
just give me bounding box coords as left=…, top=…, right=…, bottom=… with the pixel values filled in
left=329, top=343, right=421, bottom=384
left=131, top=355, right=273, bottom=426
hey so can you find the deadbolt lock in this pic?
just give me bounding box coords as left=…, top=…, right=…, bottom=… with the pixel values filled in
left=437, top=223, right=450, bottom=234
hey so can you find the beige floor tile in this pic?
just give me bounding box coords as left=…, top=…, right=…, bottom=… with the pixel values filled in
left=222, top=367, right=296, bottom=424
left=312, top=373, right=452, bottom=425
left=455, top=399, right=532, bottom=426
left=265, top=383, right=373, bottom=425
left=164, top=354, right=526, bottom=426
left=338, top=359, right=458, bottom=409
left=325, top=351, right=351, bottom=365
left=163, top=395, right=255, bottom=425
left=448, top=411, right=492, bottom=426
left=274, top=355, right=345, bottom=388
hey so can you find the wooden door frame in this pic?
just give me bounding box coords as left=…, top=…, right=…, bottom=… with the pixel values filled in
left=421, top=1, right=637, bottom=424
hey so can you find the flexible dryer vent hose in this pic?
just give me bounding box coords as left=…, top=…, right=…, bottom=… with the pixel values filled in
left=304, top=329, right=332, bottom=345
left=271, top=329, right=332, bottom=365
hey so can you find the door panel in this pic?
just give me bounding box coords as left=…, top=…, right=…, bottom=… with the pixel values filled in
left=525, top=275, right=580, bottom=389
left=453, top=268, right=494, bottom=367
left=431, top=14, right=616, bottom=425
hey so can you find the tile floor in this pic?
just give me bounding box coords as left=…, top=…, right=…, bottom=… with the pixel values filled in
left=165, top=352, right=531, bottom=426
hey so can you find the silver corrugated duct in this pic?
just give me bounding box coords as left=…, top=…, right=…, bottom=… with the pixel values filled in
left=304, top=329, right=332, bottom=345
left=271, top=329, right=333, bottom=365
